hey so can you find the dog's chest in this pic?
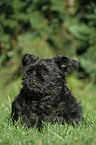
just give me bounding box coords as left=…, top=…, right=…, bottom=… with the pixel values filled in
left=23, top=99, right=66, bottom=122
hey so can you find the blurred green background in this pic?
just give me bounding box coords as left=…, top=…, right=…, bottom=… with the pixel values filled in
left=0, top=0, right=96, bottom=101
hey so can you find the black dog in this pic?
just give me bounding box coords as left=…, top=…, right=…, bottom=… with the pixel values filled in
left=11, top=54, right=83, bottom=128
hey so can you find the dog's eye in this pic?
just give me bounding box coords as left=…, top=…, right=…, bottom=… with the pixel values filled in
left=41, top=71, right=48, bottom=77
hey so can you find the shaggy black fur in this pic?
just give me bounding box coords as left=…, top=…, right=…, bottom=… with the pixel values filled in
left=11, top=54, right=83, bottom=128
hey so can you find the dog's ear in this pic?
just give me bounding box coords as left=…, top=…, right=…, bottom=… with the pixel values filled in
left=54, top=55, right=79, bottom=75
left=71, top=59, right=79, bottom=70
left=22, top=54, right=38, bottom=66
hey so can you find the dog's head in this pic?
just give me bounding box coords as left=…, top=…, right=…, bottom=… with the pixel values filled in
left=22, top=54, right=78, bottom=100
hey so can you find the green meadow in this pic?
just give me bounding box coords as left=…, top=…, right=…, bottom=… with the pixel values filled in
left=0, top=77, right=96, bottom=145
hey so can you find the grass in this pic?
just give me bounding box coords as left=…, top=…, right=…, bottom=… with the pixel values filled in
left=0, top=77, right=96, bottom=145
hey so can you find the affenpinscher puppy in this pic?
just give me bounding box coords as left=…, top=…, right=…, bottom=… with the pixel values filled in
left=11, top=54, right=83, bottom=128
